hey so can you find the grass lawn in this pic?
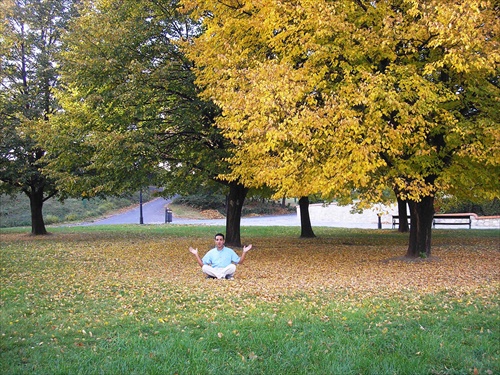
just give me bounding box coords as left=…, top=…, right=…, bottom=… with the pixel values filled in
left=1, top=225, right=498, bottom=375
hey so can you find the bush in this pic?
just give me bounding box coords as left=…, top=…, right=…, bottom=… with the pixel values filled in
left=64, top=213, right=79, bottom=222
left=242, top=206, right=270, bottom=216
left=174, top=194, right=296, bottom=217
left=44, top=214, right=60, bottom=225
left=438, top=197, right=500, bottom=216
left=174, top=193, right=226, bottom=211
left=97, top=202, right=117, bottom=214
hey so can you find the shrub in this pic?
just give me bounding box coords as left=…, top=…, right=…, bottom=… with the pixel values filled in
left=44, top=214, right=60, bottom=225
left=97, top=202, right=117, bottom=214
left=175, top=194, right=296, bottom=216
left=64, top=213, right=79, bottom=222
left=438, top=197, right=500, bottom=216
left=174, top=193, right=225, bottom=210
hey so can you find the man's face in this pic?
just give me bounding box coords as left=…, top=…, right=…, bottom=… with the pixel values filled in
left=215, top=235, right=225, bottom=250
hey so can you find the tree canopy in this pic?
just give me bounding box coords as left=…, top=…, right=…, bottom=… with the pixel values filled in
left=183, top=0, right=500, bottom=256
left=43, top=0, right=216, bottom=197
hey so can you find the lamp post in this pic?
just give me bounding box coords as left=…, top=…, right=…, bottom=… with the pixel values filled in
left=139, top=188, right=144, bottom=224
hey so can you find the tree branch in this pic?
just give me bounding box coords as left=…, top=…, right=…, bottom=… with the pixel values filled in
left=353, top=0, right=368, bottom=12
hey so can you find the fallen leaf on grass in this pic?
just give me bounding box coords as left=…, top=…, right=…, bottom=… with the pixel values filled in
left=1, top=231, right=499, bottom=321
left=248, top=352, right=258, bottom=361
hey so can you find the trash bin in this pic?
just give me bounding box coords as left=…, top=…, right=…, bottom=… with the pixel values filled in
left=165, top=208, right=173, bottom=223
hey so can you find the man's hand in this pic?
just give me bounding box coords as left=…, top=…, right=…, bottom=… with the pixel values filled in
left=189, top=247, right=204, bottom=267
left=243, top=244, right=252, bottom=253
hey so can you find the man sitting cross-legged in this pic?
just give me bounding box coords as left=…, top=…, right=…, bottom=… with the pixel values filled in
left=189, top=233, right=252, bottom=280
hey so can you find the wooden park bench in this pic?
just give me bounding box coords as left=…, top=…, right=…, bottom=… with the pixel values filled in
left=432, top=214, right=473, bottom=229
left=392, top=213, right=474, bottom=229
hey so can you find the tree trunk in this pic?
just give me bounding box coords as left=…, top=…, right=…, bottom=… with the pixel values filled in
left=406, top=195, right=434, bottom=258
left=397, top=196, right=409, bottom=233
left=299, top=196, right=315, bottom=238
left=27, top=187, right=47, bottom=235
left=225, top=182, right=248, bottom=247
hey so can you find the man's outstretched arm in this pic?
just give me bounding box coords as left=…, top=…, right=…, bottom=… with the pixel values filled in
left=238, top=244, right=252, bottom=265
left=189, top=247, right=204, bottom=267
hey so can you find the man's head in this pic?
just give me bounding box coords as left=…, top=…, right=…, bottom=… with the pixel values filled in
left=214, top=233, right=225, bottom=250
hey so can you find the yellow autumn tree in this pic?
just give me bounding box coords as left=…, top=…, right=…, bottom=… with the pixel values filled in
left=182, top=0, right=500, bottom=256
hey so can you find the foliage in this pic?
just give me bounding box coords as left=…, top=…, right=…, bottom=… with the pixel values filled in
left=40, top=0, right=227, bottom=199
left=174, top=192, right=227, bottom=210
left=183, top=0, right=500, bottom=202
left=436, top=197, right=500, bottom=216
left=173, top=193, right=295, bottom=216
left=0, top=0, right=78, bottom=234
left=1, top=226, right=499, bottom=374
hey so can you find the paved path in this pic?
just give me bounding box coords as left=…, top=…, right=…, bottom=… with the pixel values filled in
left=91, top=197, right=173, bottom=225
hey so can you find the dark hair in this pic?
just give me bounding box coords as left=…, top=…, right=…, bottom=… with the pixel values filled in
left=214, top=233, right=225, bottom=240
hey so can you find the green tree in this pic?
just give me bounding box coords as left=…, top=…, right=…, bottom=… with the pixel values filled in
left=41, top=0, right=249, bottom=246
left=183, top=0, right=499, bottom=256
left=0, top=0, right=77, bottom=234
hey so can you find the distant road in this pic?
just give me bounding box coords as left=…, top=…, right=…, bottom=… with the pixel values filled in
left=91, top=197, right=172, bottom=225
